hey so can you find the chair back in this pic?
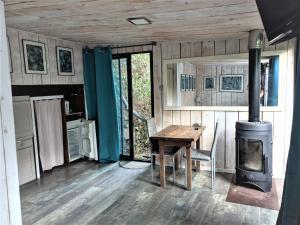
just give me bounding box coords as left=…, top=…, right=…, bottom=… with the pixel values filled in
left=210, top=120, right=220, bottom=158
left=146, top=118, right=157, bottom=138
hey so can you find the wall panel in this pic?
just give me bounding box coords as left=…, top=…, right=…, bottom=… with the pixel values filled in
left=7, top=27, right=84, bottom=85
left=156, top=37, right=294, bottom=177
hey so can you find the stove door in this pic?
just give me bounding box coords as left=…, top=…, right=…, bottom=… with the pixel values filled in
left=238, top=138, right=264, bottom=172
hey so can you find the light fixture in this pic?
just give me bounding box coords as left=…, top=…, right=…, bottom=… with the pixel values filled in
left=127, top=17, right=151, bottom=25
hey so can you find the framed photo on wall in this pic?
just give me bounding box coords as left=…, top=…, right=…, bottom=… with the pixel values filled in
left=23, top=40, right=47, bottom=74
left=184, top=74, right=189, bottom=91
left=192, top=77, right=196, bottom=91
left=188, top=75, right=193, bottom=91
left=220, top=74, right=244, bottom=92
left=56, top=46, right=74, bottom=76
left=180, top=74, right=185, bottom=91
left=203, top=76, right=215, bottom=90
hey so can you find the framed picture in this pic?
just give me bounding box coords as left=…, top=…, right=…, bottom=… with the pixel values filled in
left=7, top=36, right=12, bottom=73
left=192, top=77, right=196, bottom=91
left=184, top=74, right=189, bottom=91
left=23, top=40, right=47, bottom=74
left=203, top=76, right=215, bottom=90
left=188, top=75, right=193, bottom=91
left=180, top=74, right=185, bottom=91
left=56, top=46, right=74, bottom=76
left=220, top=74, right=244, bottom=92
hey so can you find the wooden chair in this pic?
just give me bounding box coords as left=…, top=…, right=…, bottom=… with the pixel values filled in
left=184, top=121, right=220, bottom=189
left=147, top=118, right=181, bottom=184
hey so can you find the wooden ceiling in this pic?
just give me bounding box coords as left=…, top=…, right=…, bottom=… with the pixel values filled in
left=4, top=0, right=263, bottom=45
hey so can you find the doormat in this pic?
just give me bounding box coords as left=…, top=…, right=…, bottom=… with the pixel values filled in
left=226, top=177, right=283, bottom=211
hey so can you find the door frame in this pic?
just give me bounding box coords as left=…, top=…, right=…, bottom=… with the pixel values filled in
left=113, top=51, right=154, bottom=161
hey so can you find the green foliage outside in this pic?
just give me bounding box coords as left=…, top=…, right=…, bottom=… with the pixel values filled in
left=112, top=53, right=152, bottom=159
left=132, top=53, right=152, bottom=160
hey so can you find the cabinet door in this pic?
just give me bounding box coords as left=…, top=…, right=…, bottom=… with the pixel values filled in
left=17, top=144, right=36, bottom=185
left=81, top=121, right=98, bottom=160
left=13, top=97, right=33, bottom=139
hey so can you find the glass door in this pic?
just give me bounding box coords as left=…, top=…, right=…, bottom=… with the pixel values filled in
left=131, top=53, right=153, bottom=160
left=112, top=57, right=131, bottom=158
left=112, top=51, right=153, bottom=161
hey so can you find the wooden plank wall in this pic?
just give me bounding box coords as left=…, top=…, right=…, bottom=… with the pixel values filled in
left=156, top=38, right=295, bottom=177
left=196, top=63, right=248, bottom=106
left=178, top=62, right=197, bottom=106
left=7, top=27, right=84, bottom=85
left=109, top=36, right=295, bottom=178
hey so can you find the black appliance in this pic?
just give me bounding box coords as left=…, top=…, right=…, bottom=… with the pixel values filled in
left=235, top=30, right=273, bottom=192
left=255, top=0, right=300, bottom=45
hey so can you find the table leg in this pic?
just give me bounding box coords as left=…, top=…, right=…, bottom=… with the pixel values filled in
left=196, top=138, right=201, bottom=172
left=196, top=161, right=201, bottom=172
left=186, top=145, right=192, bottom=191
left=159, top=142, right=166, bottom=188
left=175, top=154, right=179, bottom=169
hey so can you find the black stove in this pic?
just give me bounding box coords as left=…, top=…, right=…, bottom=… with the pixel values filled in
left=235, top=30, right=273, bottom=192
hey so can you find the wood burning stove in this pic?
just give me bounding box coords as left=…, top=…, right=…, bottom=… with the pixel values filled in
left=236, top=121, right=273, bottom=192
left=235, top=30, right=273, bottom=192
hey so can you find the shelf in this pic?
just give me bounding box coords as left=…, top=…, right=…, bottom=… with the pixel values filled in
left=66, top=112, right=84, bottom=116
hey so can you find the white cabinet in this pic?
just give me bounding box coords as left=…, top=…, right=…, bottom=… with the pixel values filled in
left=16, top=143, right=36, bottom=185
left=13, top=96, right=36, bottom=185
left=67, top=119, right=98, bottom=162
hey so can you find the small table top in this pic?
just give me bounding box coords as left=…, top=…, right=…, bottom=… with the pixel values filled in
left=150, top=125, right=205, bottom=142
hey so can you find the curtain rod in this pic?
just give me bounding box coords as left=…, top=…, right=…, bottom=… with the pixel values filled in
left=30, top=95, right=64, bottom=101
left=111, top=41, right=156, bottom=49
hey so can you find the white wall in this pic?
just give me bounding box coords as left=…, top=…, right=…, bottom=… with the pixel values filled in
left=7, top=27, right=84, bottom=85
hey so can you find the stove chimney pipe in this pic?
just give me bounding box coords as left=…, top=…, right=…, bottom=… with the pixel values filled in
left=248, top=30, right=264, bottom=122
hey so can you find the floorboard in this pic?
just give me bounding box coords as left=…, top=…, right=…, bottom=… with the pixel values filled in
left=20, top=160, right=278, bottom=225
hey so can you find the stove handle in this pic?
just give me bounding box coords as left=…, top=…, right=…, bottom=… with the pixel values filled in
left=264, top=155, right=268, bottom=173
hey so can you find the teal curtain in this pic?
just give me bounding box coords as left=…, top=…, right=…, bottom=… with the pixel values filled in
left=268, top=56, right=279, bottom=106
left=83, top=47, right=121, bottom=162
left=83, top=49, right=97, bottom=120
left=276, top=39, right=300, bottom=225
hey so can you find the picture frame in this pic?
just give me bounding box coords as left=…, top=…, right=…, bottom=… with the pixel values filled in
left=23, top=40, right=47, bottom=74
left=192, top=77, right=196, bottom=91
left=7, top=36, right=12, bottom=73
left=180, top=74, right=186, bottom=91
left=219, top=74, right=244, bottom=92
left=184, top=74, right=189, bottom=91
left=188, top=75, right=193, bottom=91
left=56, top=46, right=74, bottom=76
left=203, top=76, right=215, bottom=90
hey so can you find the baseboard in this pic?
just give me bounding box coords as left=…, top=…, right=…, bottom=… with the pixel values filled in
left=200, top=167, right=236, bottom=174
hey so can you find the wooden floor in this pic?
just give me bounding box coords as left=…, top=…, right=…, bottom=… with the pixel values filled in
left=20, top=160, right=278, bottom=225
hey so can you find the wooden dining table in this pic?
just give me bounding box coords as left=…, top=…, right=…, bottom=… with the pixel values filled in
left=150, top=125, right=205, bottom=191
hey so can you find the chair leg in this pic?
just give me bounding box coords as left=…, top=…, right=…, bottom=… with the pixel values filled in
left=173, top=157, right=176, bottom=184
left=179, top=150, right=182, bottom=169
left=151, top=155, right=154, bottom=182
left=211, top=159, right=214, bottom=189
left=214, top=158, right=216, bottom=185
left=185, top=157, right=187, bottom=188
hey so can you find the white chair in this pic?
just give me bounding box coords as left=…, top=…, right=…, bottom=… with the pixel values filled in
left=147, top=118, right=182, bottom=184
left=184, top=121, right=220, bottom=189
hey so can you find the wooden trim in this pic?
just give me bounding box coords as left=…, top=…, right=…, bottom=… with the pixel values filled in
left=162, top=50, right=285, bottom=64
left=30, top=99, right=41, bottom=179
left=163, top=106, right=284, bottom=112
left=163, top=50, right=287, bottom=110
left=0, top=1, right=23, bottom=223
